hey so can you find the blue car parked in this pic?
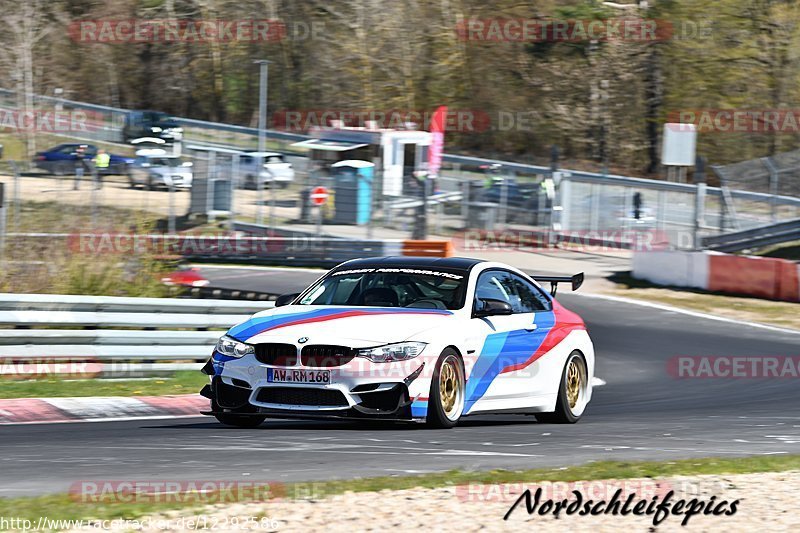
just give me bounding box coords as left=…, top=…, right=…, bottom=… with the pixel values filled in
left=33, top=144, right=134, bottom=175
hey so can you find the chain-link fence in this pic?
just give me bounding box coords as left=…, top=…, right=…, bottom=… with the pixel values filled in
left=3, top=150, right=799, bottom=254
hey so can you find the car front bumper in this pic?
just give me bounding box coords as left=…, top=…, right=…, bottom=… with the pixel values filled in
left=200, top=352, right=426, bottom=421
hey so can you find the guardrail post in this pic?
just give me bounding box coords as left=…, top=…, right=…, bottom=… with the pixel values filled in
left=90, top=166, right=99, bottom=230
left=461, top=179, right=469, bottom=227
left=168, top=182, right=176, bottom=234
left=762, top=156, right=779, bottom=224
left=229, top=153, right=238, bottom=233
left=9, top=161, right=20, bottom=231
left=694, top=156, right=707, bottom=250
left=499, top=173, right=508, bottom=228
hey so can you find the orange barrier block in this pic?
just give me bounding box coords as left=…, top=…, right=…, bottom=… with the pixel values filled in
left=401, top=240, right=454, bottom=257
left=708, top=254, right=799, bottom=301
left=777, top=260, right=800, bottom=302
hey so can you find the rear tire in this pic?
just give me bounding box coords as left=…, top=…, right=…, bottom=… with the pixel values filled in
left=426, top=348, right=465, bottom=429
left=536, top=351, right=589, bottom=424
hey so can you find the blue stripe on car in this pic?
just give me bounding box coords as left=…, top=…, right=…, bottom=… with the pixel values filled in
left=463, top=311, right=555, bottom=414
left=211, top=351, right=237, bottom=375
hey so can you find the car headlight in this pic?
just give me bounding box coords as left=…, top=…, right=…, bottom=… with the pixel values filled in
left=356, top=342, right=426, bottom=363
left=216, top=335, right=254, bottom=358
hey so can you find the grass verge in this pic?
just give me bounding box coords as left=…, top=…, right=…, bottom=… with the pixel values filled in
left=0, top=454, right=798, bottom=526
left=604, top=272, right=800, bottom=330
left=0, top=371, right=207, bottom=399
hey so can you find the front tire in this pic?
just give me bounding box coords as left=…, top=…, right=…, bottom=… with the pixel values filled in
left=426, top=348, right=465, bottom=428
left=536, top=351, right=589, bottom=424
left=214, top=413, right=266, bottom=428
left=211, top=398, right=266, bottom=428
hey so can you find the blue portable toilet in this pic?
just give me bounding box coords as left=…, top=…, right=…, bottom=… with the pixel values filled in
left=331, top=160, right=374, bottom=225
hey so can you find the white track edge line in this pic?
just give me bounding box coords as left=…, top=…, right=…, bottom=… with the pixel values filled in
left=576, top=292, right=800, bottom=336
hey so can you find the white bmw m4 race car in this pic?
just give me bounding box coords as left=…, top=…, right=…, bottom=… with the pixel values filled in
left=201, top=257, right=594, bottom=428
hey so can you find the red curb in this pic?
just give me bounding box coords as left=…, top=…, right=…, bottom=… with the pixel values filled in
left=138, top=394, right=208, bottom=416
left=0, top=399, right=75, bottom=424
left=0, top=394, right=207, bottom=424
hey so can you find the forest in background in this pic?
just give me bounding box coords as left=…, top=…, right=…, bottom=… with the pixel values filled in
left=2, top=0, right=800, bottom=176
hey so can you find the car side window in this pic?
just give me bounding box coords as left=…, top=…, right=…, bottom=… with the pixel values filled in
left=508, top=273, right=552, bottom=312
left=475, top=270, right=551, bottom=314
left=475, top=270, right=512, bottom=305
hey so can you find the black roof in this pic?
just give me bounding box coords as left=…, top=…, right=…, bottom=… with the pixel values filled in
left=334, top=256, right=485, bottom=273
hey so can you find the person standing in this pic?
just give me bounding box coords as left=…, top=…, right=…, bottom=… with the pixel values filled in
left=93, top=149, right=110, bottom=190
left=73, top=145, right=89, bottom=190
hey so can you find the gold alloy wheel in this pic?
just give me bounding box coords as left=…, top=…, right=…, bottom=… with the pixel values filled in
left=439, top=356, right=462, bottom=419
left=566, top=357, right=583, bottom=409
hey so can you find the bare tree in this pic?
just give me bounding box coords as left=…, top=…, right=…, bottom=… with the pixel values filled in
left=0, top=0, right=51, bottom=157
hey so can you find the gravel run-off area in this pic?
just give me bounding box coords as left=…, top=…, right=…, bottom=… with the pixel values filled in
left=68, top=470, right=800, bottom=532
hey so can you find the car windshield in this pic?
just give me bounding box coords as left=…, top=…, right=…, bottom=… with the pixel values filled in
left=148, top=157, right=183, bottom=167
left=143, top=112, right=178, bottom=126
left=297, top=268, right=467, bottom=310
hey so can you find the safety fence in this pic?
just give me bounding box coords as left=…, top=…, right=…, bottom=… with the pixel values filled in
left=2, top=87, right=800, bottom=250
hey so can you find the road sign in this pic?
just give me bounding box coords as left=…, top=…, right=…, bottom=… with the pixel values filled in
left=310, top=186, right=329, bottom=206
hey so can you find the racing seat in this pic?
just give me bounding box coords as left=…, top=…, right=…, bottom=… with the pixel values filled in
left=358, top=287, right=399, bottom=307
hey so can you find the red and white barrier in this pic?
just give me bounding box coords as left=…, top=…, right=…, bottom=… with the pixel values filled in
left=633, top=251, right=800, bottom=302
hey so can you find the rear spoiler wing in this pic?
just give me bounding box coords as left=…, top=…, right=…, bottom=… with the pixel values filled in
left=532, top=273, right=584, bottom=296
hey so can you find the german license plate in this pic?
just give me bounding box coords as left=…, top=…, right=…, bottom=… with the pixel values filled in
left=267, top=368, right=330, bottom=384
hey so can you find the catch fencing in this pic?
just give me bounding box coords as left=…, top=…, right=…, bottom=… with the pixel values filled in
left=1, top=88, right=800, bottom=251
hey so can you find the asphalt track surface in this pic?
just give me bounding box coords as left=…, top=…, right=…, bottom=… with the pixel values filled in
left=2, top=267, right=799, bottom=497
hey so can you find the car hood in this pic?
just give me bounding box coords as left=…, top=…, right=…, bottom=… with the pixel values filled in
left=151, top=167, right=191, bottom=176
left=228, top=305, right=456, bottom=346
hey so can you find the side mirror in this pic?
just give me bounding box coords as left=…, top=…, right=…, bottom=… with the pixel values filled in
left=473, top=298, right=513, bottom=318
left=275, top=293, right=300, bottom=307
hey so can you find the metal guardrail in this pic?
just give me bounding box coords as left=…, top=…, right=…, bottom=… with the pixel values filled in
left=0, top=293, right=269, bottom=314
left=701, top=218, right=800, bottom=253
left=0, top=293, right=274, bottom=363
left=6, top=232, right=402, bottom=268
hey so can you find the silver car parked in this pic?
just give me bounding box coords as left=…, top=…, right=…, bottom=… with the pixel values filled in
left=128, top=149, right=194, bottom=190
left=237, top=152, right=295, bottom=189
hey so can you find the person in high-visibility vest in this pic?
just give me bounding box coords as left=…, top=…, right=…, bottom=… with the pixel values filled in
left=93, top=149, right=110, bottom=190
